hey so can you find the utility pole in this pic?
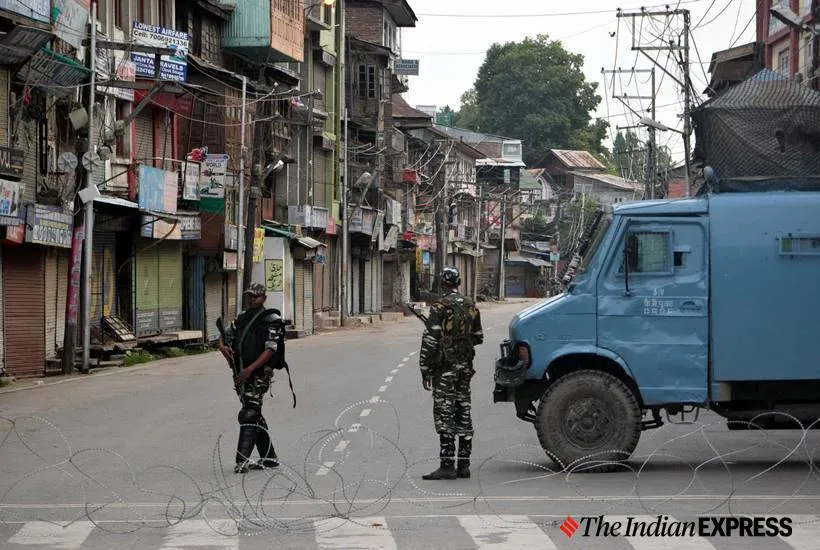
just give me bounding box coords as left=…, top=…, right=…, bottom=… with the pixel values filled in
left=81, top=0, right=98, bottom=374
left=497, top=191, right=506, bottom=300
left=615, top=8, right=692, bottom=196
left=237, top=75, right=247, bottom=311
left=434, top=144, right=449, bottom=294
left=337, top=0, right=348, bottom=325
left=472, top=184, right=482, bottom=301
left=341, top=108, right=349, bottom=324
left=682, top=9, right=692, bottom=196
left=242, top=93, right=268, bottom=299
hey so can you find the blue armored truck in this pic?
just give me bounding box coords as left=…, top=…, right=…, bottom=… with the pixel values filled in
left=493, top=187, right=820, bottom=471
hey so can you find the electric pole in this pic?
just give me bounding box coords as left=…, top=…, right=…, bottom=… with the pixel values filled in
left=615, top=8, right=693, bottom=196
left=497, top=191, right=506, bottom=300
left=434, top=143, right=449, bottom=294
left=472, top=184, right=482, bottom=301
left=242, top=93, right=268, bottom=299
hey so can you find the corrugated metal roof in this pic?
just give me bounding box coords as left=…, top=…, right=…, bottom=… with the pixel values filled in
left=550, top=150, right=606, bottom=170
left=519, top=169, right=541, bottom=190
left=569, top=171, right=642, bottom=191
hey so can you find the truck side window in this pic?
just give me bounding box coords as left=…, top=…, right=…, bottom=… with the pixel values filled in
left=618, top=231, right=672, bottom=274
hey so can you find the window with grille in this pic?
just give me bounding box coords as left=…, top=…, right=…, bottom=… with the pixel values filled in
left=358, top=64, right=377, bottom=99
left=619, top=231, right=672, bottom=274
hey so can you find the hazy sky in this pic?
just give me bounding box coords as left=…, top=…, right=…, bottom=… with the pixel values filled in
left=400, top=0, right=758, bottom=160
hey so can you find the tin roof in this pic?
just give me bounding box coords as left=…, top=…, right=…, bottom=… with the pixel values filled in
left=568, top=171, right=642, bottom=192
left=549, top=150, right=606, bottom=170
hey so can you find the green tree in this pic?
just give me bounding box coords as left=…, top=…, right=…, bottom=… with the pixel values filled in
left=457, top=34, right=608, bottom=165
left=612, top=130, right=645, bottom=180
left=436, top=105, right=456, bottom=127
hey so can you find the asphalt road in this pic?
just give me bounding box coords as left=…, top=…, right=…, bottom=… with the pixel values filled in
left=1, top=298, right=820, bottom=549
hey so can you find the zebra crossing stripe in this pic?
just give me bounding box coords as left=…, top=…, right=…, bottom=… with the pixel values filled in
left=313, top=517, right=397, bottom=549
left=608, top=516, right=716, bottom=550
left=7, top=521, right=95, bottom=549
left=160, top=519, right=238, bottom=549
left=457, top=515, right=558, bottom=549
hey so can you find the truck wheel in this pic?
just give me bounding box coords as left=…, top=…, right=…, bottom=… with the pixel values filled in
left=535, top=370, right=641, bottom=473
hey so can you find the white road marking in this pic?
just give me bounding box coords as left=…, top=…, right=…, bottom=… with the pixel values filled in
left=609, top=516, right=715, bottom=550
left=8, top=521, right=95, bottom=549
left=315, top=462, right=335, bottom=476
left=314, top=517, right=397, bottom=550
left=334, top=440, right=349, bottom=453
left=781, top=515, right=820, bottom=549
left=360, top=409, right=371, bottom=417
left=385, top=376, right=393, bottom=383
left=160, top=519, right=238, bottom=548
left=457, top=515, right=557, bottom=549
left=377, top=385, right=388, bottom=392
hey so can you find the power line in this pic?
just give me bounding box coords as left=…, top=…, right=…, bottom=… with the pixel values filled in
left=416, top=0, right=705, bottom=18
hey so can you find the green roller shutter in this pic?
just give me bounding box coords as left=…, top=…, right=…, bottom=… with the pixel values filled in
left=158, top=241, right=183, bottom=331
left=135, top=239, right=160, bottom=336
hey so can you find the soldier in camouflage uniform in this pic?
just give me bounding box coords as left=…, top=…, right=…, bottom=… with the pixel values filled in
left=219, top=282, right=285, bottom=474
left=419, top=267, right=484, bottom=480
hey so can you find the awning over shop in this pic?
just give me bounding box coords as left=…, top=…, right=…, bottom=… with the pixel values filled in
left=16, top=47, right=90, bottom=98
left=295, top=235, right=322, bottom=249
left=94, top=196, right=139, bottom=209
left=140, top=210, right=201, bottom=240
left=0, top=25, right=53, bottom=67
left=506, top=255, right=550, bottom=268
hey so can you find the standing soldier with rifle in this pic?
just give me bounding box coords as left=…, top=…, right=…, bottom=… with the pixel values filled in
left=218, top=282, right=291, bottom=474
left=416, top=267, right=484, bottom=480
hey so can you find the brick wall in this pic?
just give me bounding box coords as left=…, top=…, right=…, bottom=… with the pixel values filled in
left=346, top=4, right=384, bottom=44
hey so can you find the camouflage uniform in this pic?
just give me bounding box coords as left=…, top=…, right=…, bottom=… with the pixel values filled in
left=419, top=282, right=483, bottom=479
left=224, top=286, right=286, bottom=472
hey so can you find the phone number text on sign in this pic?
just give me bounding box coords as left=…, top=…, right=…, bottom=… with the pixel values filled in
left=26, top=205, right=73, bottom=248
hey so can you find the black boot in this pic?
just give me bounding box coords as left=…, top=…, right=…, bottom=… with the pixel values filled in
left=235, top=406, right=260, bottom=473
left=249, top=415, right=279, bottom=469
left=457, top=435, right=472, bottom=478
left=423, top=433, right=457, bottom=480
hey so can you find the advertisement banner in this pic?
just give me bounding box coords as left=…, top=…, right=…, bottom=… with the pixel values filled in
left=25, top=204, right=73, bottom=248
left=0, top=178, right=22, bottom=225
left=131, top=21, right=188, bottom=81
left=65, top=225, right=84, bottom=327
left=138, top=165, right=177, bottom=214
left=199, top=154, right=230, bottom=199
left=253, top=227, right=265, bottom=262
left=182, top=158, right=200, bottom=200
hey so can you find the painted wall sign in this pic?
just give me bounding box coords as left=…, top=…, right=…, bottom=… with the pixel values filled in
left=25, top=204, right=73, bottom=248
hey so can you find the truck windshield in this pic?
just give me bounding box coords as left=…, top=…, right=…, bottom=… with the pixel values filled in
left=576, top=212, right=612, bottom=275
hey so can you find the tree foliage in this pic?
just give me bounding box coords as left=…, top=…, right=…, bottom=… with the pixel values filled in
left=453, top=34, right=608, bottom=165
left=612, top=130, right=675, bottom=182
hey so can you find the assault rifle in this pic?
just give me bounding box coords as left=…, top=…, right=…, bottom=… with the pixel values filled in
left=404, top=302, right=429, bottom=324
left=215, top=317, right=243, bottom=393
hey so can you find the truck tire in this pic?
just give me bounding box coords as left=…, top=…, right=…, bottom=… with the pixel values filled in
left=535, top=370, right=641, bottom=473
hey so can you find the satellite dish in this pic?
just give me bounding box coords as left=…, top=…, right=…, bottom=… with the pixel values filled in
left=57, top=152, right=78, bottom=173
left=82, top=151, right=103, bottom=171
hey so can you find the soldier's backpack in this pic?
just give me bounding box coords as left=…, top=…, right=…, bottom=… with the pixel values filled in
left=439, top=296, right=476, bottom=364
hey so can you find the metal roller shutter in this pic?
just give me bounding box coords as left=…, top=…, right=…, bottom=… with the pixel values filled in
left=134, top=110, right=153, bottom=165
left=351, top=259, right=360, bottom=314
left=56, top=249, right=68, bottom=355
left=18, top=119, right=37, bottom=204
left=0, top=245, right=4, bottom=374
left=45, top=249, right=57, bottom=358
left=293, top=261, right=305, bottom=330
left=205, top=272, right=221, bottom=341
left=226, top=272, right=237, bottom=321
left=363, top=256, right=372, bottom=313
left=91, top=232, right=117, bottom=337
left=3, top=246, right=45, bottom=378
left=185, top=255, right=205, bottom=331
left=0, top=69, right=8, bottom=143
left=158, top=241, right=183, bottom=332
left=156, top=111, right=173, bottom=170
left=304, top=262, right=314, bottom=334
left=135, top=239, right=160, bottom=337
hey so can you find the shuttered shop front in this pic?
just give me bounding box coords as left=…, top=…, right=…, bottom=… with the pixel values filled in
left=0, top=245, right=4, bottom=374
left=158, top=242, right=183, bottom=331
left=135, top=240, right=183, bottom=335
left=204, top=271, right=222, bottom=342
left=3, top=245, right=45, bottom=378
left=44, top=248, right=69, bottom=358
left=91, top=232, right=117, bottom=339
left=134, top=110, right=154, bottom=165
left=185, top=256, right=205, bottom=332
